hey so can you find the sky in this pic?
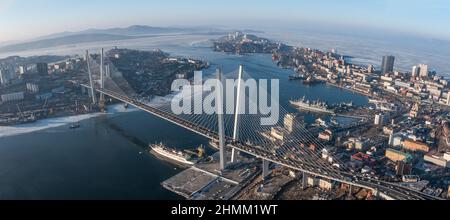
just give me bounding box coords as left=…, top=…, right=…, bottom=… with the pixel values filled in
left=1, top=0, right=450, bottom=43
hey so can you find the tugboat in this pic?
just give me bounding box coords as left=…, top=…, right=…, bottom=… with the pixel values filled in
left=20, top=114, right=37, bottom=124
left=288, top=73, right=307, bottom=81
left=69, top=124, right=81, bottom=129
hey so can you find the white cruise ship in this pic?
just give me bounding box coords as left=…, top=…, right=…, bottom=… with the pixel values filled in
left=150, top=143, right=195, bottom=166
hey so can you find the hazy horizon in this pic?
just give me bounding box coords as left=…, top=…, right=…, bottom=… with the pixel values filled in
left=1, top=0, right=450, bottom=43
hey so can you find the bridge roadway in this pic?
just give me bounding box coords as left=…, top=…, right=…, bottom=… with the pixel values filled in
left=93, top=87, right=441, bottom=200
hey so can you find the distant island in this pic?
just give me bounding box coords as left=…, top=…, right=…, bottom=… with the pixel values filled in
left=212, top=32, right=292, bottom=54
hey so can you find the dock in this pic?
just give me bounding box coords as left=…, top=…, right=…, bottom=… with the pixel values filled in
left=162, top=150, right=260, bottom=200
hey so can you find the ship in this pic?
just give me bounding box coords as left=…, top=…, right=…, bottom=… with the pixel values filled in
left=376, top=103, right=397, bottom=112
left=368, top=99, right=387, bottom=104
left=289, top=73, right=307, bottom=81
left=290, top=97, right=334, bottom=114
left=0, top=114, right=37, bottom=126
left=149, top=143, right=196, bottom=166
left=69, top=124, right=81, bottom=129
left=303, top=76, right=324, bottom=85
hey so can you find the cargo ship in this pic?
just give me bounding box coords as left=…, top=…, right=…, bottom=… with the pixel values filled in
left=0, top=114, right=37, bottom=126
left=290, top=97, right=334, bottom=114
left=149, top=143, right=196, bottom=166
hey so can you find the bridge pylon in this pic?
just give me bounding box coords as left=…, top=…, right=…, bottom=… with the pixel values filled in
left=99, top=48, right=106, bottom=109
left=301, top=172, right=308, bottom=190
left=231, top=65, right=244, bottom=163
left=262, top=159, right=270, bottom=182
left=86, top=50, right=97, bottom=105
left=216, top=68, right=227, bottom=171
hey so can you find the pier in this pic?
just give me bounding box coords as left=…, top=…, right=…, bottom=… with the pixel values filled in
left=162, top=151, right=261, bottom=200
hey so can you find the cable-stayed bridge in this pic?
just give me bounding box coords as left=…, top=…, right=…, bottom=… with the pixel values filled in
left=77, top=50, right=442, bottom=200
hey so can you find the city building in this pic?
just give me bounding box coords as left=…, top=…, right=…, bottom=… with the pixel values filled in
left=0, top=69, right=8, bottom=85
left=36, top=92, right=53, bottom=100
left=412, top=66, right=420, bottom=77
left=284, top=113, right=296, bottom=133
left=355, top=139, right=369, bottom=151
left=447, top=92, right=450, bottom=106
left=383, top=126, right=400, bottom=135
left=396, top=161, right=412, bottom=176
left=1, top=92, right=25, bottom=102
left=381, top=56, right=395, bottom=74
left=0, top=68, right=12, bottom=85
left=424, top=153, right=450, bottom=168
left=351, top=152, right=376, bottom=166
left=402, top=175, right=420, bottom=183
left=270, top=127, right=285, bottom=141
left=318, top=130, right=333, bottom=142
left=402, top=139, right=430, bottom=153
left=448, top=186, right=450, bottom=198
left=36, top=63, right=49, bottom=75
left=19, top=65, right=27, bottom=75
left=374, top=113, right=384, bottom=125
left=367, top=64, right=375, bottom=73
left=307, top=176, right=318, bottom=187
left=389, top=135, right=403, bottom=147
left=419, top=64, right=429, bottom=78
left=395, top=80, right=412, bottom=89
left=444, top=152, right=450, bottom=161
left=331, top=48, right=337, bottom=54
left=26, top=83, right=39, bottom=94
left=385, top=148, right=413, bottom=163
left=352, top=152, right=370, bottom=162
left=319, top=179, right=333, bottom=190
left=409, top=103, right=420, bottom=118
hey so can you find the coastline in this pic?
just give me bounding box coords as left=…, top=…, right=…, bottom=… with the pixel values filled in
left=0, top=103, right=137, bottom=139
left=325, top=82, right=375, bottom=98
left=0, top=91, right=180, bottom=139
